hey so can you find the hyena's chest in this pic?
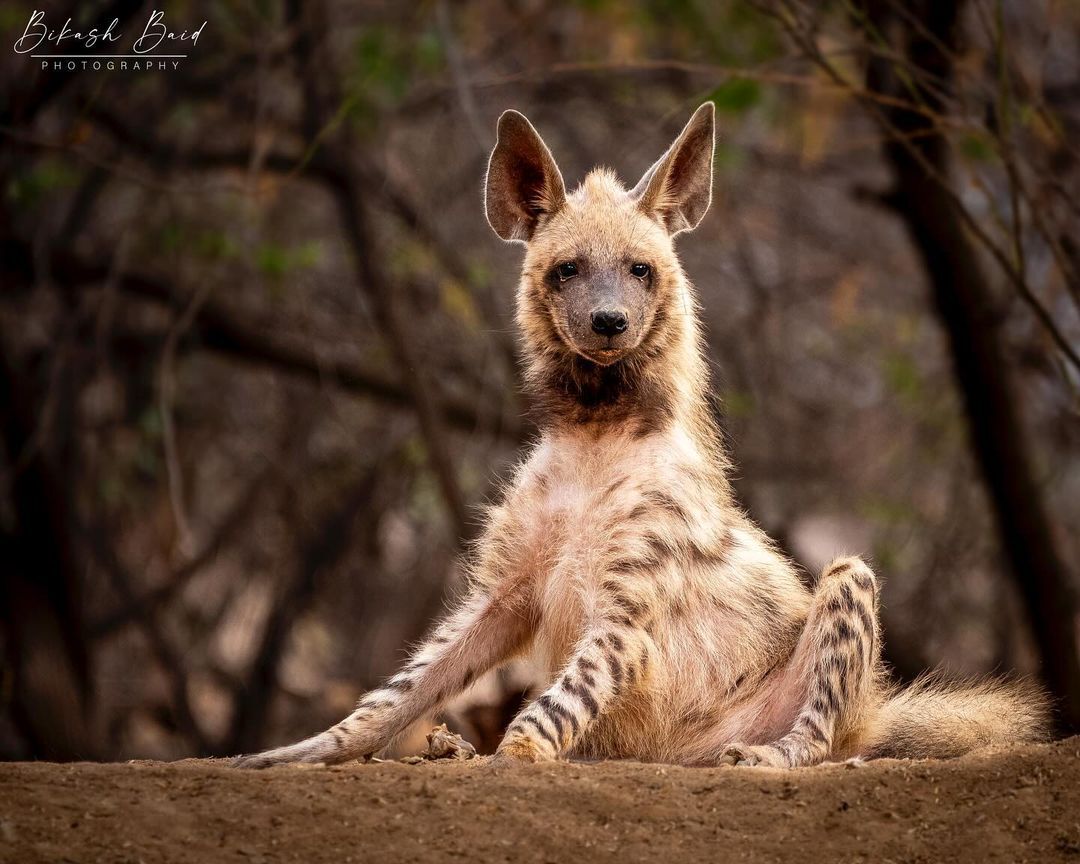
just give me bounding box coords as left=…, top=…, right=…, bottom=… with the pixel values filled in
left=512, top=432, right=665, bottom=676
left=520, top=475, right=618, bottom=675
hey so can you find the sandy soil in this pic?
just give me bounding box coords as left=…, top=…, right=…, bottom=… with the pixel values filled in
left=2, top=737, right=1079, bottom=863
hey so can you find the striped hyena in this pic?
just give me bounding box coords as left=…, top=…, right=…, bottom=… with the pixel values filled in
left=236, top=103, right=1048, bottom=769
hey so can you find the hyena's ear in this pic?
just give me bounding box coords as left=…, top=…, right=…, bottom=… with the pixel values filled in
left=485, top=110, right=567, bottom=243
left=631, top=102, right=715, bottom=235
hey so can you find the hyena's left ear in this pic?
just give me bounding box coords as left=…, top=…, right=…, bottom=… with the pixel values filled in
left=631, top=102, right=715, bottom=235
left=485, top=110, right=567, bottom=243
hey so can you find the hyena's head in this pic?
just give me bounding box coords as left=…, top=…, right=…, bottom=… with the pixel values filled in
left=484, top=104, right=714, bottom=382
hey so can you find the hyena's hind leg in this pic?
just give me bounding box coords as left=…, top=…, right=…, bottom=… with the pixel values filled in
left=721, top=556, right=881, bottom=768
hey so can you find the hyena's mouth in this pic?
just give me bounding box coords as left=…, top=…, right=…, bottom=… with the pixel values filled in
left=582, top=346, right=627, bottom=367
left=550, top=315, right=627, bottom=367
left=548, top=307, right=641, bottom=367
left=570, top=335, right=637, bottom=367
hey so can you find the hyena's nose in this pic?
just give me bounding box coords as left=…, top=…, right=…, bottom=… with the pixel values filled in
left=591, top=309, right=628, bottom=337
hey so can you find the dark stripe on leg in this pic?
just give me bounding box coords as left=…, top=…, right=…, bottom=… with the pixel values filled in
left=800, top=716, right=830, bottom=744
left=522, top=715, right=559, bottom=751
left=605, top=652, right=625, bottom=689
left=535, top=695, right=566, bottom=738
left=563, top=680, right=600, bottom=719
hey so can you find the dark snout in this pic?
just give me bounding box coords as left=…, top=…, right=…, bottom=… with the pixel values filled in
left=557, top=270, right=649, bottom=366
left=591, top=309, right=629, bottom=337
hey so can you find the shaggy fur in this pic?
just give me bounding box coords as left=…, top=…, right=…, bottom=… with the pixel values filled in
left=235, top=104, right=1049, bottom=770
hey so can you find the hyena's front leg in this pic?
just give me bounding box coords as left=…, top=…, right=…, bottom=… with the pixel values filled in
left=721, top=556, right=880, bottom=768
left=495, top=594, right=652, bottom=764
left=234, top=585, right=533, bottom=768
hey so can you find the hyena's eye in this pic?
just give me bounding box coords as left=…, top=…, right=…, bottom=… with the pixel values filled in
left=555, top=261, right=578, bottom=281
left=630, top=263, right=651, bottom=279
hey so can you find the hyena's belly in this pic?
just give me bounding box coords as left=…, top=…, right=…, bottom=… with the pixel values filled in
left=558, top=630, right=739, bottom=762
left=559, top=593, right=810, bottom=763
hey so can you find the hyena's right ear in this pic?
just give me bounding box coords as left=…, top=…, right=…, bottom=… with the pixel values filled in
left=485, top=110, right=567, bottom=243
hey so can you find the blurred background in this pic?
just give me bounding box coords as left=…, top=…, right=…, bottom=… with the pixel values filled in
left=1, top=0, right=1078, bottom=761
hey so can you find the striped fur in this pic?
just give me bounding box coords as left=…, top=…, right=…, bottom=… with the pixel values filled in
left=233, top=105, right=1049, bottom=770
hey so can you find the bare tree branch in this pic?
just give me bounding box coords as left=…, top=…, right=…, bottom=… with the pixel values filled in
left=758, top=0, right=1080, bottom=378
left=225, top=469, right=380, bottom=755
left=0, top=240, right=518, bottom=441
left=286, top=0, right=471, bottom=539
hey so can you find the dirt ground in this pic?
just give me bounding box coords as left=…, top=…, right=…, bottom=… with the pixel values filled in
left=2, top=737, right=1079, bottom=864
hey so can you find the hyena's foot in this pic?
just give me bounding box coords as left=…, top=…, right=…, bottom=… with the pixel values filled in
left=492, top=730, right=553, bottom=765
left=232, top=743, right=369, bottom=770
left=719, top=742, right=788, bottom=768
left=232, top=752, right=290, bottom=770
left=232, top=750, right=326, bottom=769
left=231, top=713, right=386, bottom=768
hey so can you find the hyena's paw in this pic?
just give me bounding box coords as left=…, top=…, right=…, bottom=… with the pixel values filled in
left=232, top=752, right=305, bottom=770
left=719, top=742, right=788, bottom=768
left=492, top=732, right=552, bottom=765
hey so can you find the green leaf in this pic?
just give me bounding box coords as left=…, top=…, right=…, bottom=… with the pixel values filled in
left=0, top=3, right=29, bottom=32
left=294, top=241, right=321, bottom=269
left=256, top=240, right=321, bottom=280
left=414, top=30, right=444, bottom=73
left=883, top=351, right=922, bottom=403
left=708, top=78, right=762, bottom=114
left=860, top=497, right=917, bottom=526
left=6, top=158, right=80, bottom=208
left=196, top=230, right=238, bottom=260
left=257, top=244, right=289, bottom=279
left=159, top=223, right=185, bottom=252
left=721, top=389, right=755, bottom=418
left=714, top=141, right=746, bottom=173
left=958, top=132, right=996, bottom=163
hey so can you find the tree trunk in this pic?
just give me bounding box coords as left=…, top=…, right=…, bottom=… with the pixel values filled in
left=0, top=339, right=97, bottom=759
left=862, top=0, right=1080, bottom=731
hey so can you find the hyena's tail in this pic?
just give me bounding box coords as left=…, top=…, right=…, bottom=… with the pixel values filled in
left=858, top=673, right=1051, bottom=760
